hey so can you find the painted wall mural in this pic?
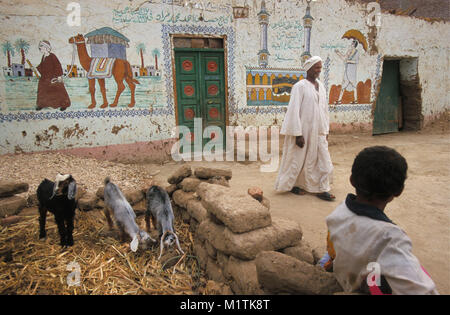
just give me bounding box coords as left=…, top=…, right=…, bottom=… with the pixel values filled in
left=112, top=6, right=233, bottom=26
left=35, top=40, right=71, bottom=111
left=246, top=67, right=306, bottom=106
left=329, top=29, right=372, bottom=105
left=245, top=1, right=374, bottom=108
left=68, top=31, right=139, bottom=109
left=245, top=0, right=306, bottom=107
left=2, top=27, right=164, bottom=112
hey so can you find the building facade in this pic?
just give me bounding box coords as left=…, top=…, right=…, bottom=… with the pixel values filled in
left=0, top=0, right=448, bottom=159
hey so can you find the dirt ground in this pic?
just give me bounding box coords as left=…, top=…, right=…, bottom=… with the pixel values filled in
left=1, top=122, right=449, bottom=294
left=146, top=127, right=450, bottom=295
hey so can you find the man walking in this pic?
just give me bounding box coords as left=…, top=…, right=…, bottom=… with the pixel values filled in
left=275, top=56, right=335, bottom=201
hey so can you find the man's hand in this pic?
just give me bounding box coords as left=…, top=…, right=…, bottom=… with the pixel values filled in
left=296, top=136, right=305, bottom=148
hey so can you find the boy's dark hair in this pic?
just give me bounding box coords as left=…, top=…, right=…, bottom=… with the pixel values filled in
left=351, top=146, right=408, bottom=201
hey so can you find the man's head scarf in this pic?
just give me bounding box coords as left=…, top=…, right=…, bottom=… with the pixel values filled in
left=303, top=56, right=322, bottom=71
left=39, top=40, right=51, bottom=52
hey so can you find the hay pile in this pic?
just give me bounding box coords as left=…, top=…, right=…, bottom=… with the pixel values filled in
left=0, top=209, right=206, bottom=295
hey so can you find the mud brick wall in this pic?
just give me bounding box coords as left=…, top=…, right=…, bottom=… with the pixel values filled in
left=167, top=165, right=343, bottom=295
left=1, top=0, right=448, bottom=157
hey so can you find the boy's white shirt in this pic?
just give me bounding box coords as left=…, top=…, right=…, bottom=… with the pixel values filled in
left=326, top=201, right=438, bottom=295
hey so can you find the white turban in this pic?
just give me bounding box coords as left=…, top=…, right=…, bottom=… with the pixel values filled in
left=39, top=40, right=51, bottom=52
left=303, top=56, right=322, bottom=71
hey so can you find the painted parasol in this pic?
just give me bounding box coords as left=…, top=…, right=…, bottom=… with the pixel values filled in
left=342, top=29, right=368, bottom=52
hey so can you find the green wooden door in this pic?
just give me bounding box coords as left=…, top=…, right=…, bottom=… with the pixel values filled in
left=373, top=60, right=400, bottom=135
left=175, top=49, right=226, bottom=152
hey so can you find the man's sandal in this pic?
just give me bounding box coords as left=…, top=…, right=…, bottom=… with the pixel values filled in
left=291, top=187, right=307, bottom=195
left=316, top=192, right=336, bottom=201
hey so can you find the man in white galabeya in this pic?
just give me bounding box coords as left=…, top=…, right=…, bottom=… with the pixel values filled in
left=275, top=56, right=335, bottom=201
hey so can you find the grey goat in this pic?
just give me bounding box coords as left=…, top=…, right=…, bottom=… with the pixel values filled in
left=103, top=177, right=155, bottom=252
left=145, top=185, right=184, bottom=260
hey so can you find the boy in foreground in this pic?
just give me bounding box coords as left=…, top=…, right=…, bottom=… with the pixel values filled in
left=325, top=146, right=438, bottom=294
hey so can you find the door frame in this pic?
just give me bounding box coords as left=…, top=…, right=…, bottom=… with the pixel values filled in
left=170, top=34, right=229, bottom=129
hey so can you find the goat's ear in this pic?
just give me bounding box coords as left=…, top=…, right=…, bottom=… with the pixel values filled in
left=68, top=181, right=77, bottom=200
left=50, top=181, right=58, bottom=199
left=130, top=235, right=139, bottom=252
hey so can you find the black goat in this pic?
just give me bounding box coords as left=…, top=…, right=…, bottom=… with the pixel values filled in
left=37, top=174, right=77, bottom=247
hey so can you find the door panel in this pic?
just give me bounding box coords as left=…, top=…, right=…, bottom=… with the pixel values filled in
left=179, top=81, right=197, bottom=100
left=373, top=60, right=400, bottom=135
left=175, top=49, right=226, bottom=152
left=201, top=53, right=225, bottom=148
left=180, top=57, right=196, bottom=75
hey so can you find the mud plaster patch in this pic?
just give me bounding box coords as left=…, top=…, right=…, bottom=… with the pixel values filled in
left=367, top=26, right=378, bottom=55
left=111, top=124, right=130, bottom=135
left=14, top=145, right=24, bottom=154
left=64, top=123, right=88, bottom=139
left=48, top=125, right=59, bottom=133
left=34, top=126, right=60, bottom=147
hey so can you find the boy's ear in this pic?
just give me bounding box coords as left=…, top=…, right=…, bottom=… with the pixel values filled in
left=350, top=175, right=356, bottom=188
left=393, top=185, right=404, bottom=197
left=386, top=195, right=395, bottom=203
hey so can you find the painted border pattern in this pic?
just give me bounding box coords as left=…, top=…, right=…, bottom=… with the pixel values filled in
left=330, top=104, right=372, bottom=112
left=0, top=108, right=168, bottom=123
left=234, top=104, right=372, bottom=116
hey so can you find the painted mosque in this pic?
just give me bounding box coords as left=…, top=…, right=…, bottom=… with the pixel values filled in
left=246, top=0, right=312, bottom=106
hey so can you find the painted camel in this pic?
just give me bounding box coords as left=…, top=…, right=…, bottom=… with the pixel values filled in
left=69, top=34, right=139, bottom=109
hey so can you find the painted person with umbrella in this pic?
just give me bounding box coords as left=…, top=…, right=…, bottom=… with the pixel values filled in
left=334, top=30, right=368, bottom=104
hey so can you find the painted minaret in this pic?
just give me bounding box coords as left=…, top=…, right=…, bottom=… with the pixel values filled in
left=301, top=0, right=314, bottom=64
left=257, top=0, right=270, bottom=68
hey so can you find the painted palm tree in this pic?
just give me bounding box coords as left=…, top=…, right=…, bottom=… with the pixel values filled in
left=2, top=41, right=15, bottom=67
left=152, top=48, right=160, bottom=70
left=136, top=43, right=146, bottom=69
left=14, top=39, right=30, bottom=65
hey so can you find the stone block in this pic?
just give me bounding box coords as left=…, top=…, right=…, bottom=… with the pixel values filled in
left=197, top=182, right=271, bottom=233
left=0, top=180, right=29, bottom=198
left=255, top=251, right=342, bottom=295
left=186, top=199, right=208, bottom=223
left=168, top=165, right=192, bottom=184
left=226, top=256, right=264, bottom=295
left=282, top=240, right=315, bottom=265
left=172, top=190, right=196, bottom=209
left=194, top=167, right=232, bottom=180
left=197, top=218, right=302, bottom=260
left=0, top=196, right=27, bottom=218
left=179, top=177, right=202, bottom=192
left=78, top=192, right=98, bottom=212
